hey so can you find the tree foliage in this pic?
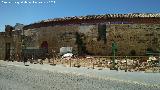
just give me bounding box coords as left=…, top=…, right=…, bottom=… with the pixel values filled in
left=75, top=32, right=86, bottom=55
left=97, top=24, right=107, bottom=43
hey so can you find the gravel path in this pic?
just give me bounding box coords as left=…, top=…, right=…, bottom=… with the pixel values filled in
left=0, top=61, right=160, bottom=90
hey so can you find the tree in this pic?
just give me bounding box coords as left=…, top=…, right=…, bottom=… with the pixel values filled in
left=97, top=24, right=107, bottom=43
left=75, top=32, right=86, bottom=55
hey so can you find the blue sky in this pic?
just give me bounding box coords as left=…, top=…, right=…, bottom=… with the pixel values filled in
left=0, top=0, right=160, bottom=31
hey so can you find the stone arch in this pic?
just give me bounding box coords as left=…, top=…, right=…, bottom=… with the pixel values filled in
left=41, top=41, right=48, bottom=49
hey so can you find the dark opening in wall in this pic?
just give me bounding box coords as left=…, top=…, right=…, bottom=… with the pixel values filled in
left=41, top=41, right=48, bottom=49
left=97, top=24, right=107, bottom=43
left=130, top=50, right=136, bottom=56
left=5, top=43, right=11, bottom=61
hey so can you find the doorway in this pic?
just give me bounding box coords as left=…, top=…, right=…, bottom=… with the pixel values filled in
left=41, top=41, right=48, bottom=49
left=5, top=43, right=11, bottom=60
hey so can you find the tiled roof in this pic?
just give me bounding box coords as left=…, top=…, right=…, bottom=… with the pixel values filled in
left=23, top=13, right=160, bottom=29
left=38, top=13, right=160, bottom=23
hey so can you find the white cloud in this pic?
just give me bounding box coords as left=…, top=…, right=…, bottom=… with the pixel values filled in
left=4, top=1, right=7, bottom=4
left=24, top=1, right=27, bottom=3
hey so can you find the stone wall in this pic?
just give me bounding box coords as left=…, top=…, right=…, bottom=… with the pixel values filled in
left=22, top=24, right=160, bottom=56
left=24, top=25, right=78, bottom=53
left=0, top=33, right=6, bottom=59
left=1, top=23, right=160, bottom=60
left=0, top=30, right=21, bottom=60
left=104, top=24, right=160, bottom=55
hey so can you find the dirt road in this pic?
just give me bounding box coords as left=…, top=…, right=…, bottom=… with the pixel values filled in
left=0, top=61, right=160, bottom=90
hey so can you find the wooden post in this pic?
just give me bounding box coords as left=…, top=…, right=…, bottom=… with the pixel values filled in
left=125, top=56, right=127, bottom=72
left=70, top=59, right=71, bottom=67
left=138, top=57, right=140, bottom=70
left=51, top=50, right=56, bottom=66
left=93, top=63, right=94, bottom=69
left=53, top=58, right=55, bottom=65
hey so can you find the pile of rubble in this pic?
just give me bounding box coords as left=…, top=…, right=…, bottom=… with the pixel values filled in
left=58, top=55, right=160, bottom=73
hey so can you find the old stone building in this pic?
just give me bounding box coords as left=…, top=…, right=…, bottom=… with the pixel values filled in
left=0, top=24, right=22, bottom=60
left=1, top=13, right=160, bottom=60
